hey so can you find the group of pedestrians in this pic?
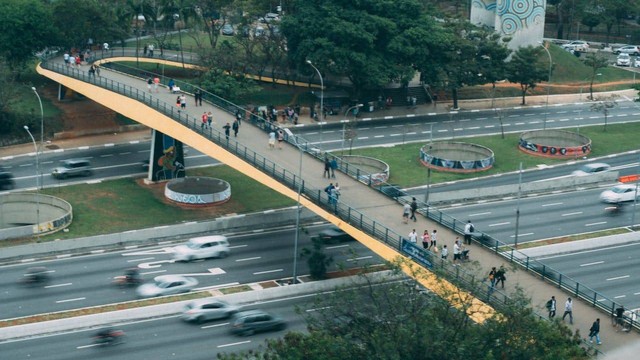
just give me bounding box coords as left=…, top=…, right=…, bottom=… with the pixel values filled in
left=323, top=157, right=338, bottom=178
left=324, top=182, right=341, bottom=205
left=545, top=296, right=601, bottom=344
left=487, top=265, right=507, bottom=295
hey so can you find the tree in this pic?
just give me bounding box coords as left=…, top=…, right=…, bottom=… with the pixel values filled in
left=0, top=0, right=56, bottom=71
left=590, top=95, right=618, bottom=132
left=582, top=54, right=608, bottom=100
left=51, top=0, right=120, bottom=50
left=506, top=46, right=550, bottom=105
left=217, top=262, right=593, bottom=359
left=301, top=236, right=333, bottom=280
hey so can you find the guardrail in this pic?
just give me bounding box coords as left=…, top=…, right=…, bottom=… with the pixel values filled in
left=39, top=57, right=638, bottom=336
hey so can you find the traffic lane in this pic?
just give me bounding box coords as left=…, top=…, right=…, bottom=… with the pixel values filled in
left=441, top=189, right=637, bottom=243
left=0, top=296, right=309, bottom=360
left=537, top=243, right=640, bottom=310
left=0, top=226, right=381, bottom=319
left=301, top=100, right=640, bottom=149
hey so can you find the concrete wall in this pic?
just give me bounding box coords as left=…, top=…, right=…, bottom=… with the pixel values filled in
left=0, top=193, right=73, bottom=239
left=423, top=171, right=619, bottom=205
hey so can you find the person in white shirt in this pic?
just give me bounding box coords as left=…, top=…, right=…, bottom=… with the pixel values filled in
left=562, top=297, right=573, bottom=324
left=408, top=229, right=418, bottom=244
left=463, top=220, right=474, bottom=245
left=430, top=229, right=438, bottom=249
left=441, top=245, right=448, bottom=260
left=453, top=240, right=461, bottom=264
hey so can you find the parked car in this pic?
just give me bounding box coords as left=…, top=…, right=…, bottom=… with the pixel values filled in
left=613, top=45, right=640, bottom=55
left=136, top=275, right=198, bottom=298
left=230, top=310, right=286, bottom=336
left=259, top=12, right=280, bottom=23
left=634, top=57, right=640, bottom=68
left=221, top=24, right=234, bottom=36
left=616, top=53, right=631, bottom=66
left=599, top=184, right=640, bottom=203
left=561, top=40, right=589, bottom=52
left=253, top=26, right=265, bottom=37
left=314, top=226, right=355, bottom=243
left=182, top=298, right=241, bottom=323
left=51, top=158, right=92, bottom=179
left=572, top=162, right=611, bottom=176
left=0, top=169, right=15, bottom=190
left=172, top=235, right=230, bottom=262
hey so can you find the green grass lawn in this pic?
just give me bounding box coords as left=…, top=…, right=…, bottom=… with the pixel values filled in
left=349, top=121, right=640, bottom=188
left=37, top=166, right=294, bottom=241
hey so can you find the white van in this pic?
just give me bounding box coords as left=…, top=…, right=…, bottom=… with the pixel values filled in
left=173, top=235, right=230, bottom=262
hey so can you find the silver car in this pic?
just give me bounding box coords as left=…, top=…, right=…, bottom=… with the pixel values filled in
left=51, top=158, right=92, bottom=179
left=182, top=298, right=241, bottom=323
left=599, top=185, right=640, bottom=203
left=136, top=275, right=198, bottom=298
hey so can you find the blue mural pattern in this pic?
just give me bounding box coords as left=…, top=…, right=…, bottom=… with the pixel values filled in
left=497, top=0, right=545, bottom=35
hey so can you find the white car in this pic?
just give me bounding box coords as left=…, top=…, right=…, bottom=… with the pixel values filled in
left=561, top=40, right=589, bottom=52
left=136, top=275, right=198, bottom=298
left=173, top=235, right=230, bottom=262
left=599, top=184, right=640, bottom=203
left=572, top=162, right=611, bottom=176
left=182, top=298, right=241, bottom=323
left=614, top=45, right=640, bottom=56
left=616, top=53, right=631, bottom=66
left=634, top=58, right=640, bottom=68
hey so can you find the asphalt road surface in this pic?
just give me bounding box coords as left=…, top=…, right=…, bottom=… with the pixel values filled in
left=0, top=225, right=381, bottom=320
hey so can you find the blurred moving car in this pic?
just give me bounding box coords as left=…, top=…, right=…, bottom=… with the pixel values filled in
left=561, top=40, right=589, bottom=52
left=613, top=45, right=640, bottom=55
left=378, top=184, right=406, bottom=199
left=173, top=235, right=230, bottom=262
left=616, top=53, right=631, bottom=66
left=221, top=24, right=234, bottom=36
left=182, top=298, right=241, bottom=323
left=314, top=226, right=355, bottom=243
left=136, top=275, right=198, bottom=298
left=572, top=162, right=611, bottom=176
left=599, top=184, right=640, bottom=203
left=0, top=169, right=15, bottom=190
left=230, top=310, right=286, bottom=336
left=19, top=266, right=50, bottom=286
left=51, top=158, right=92, bottom=179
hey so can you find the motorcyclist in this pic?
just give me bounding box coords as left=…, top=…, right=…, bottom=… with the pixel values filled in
left=95, top=327, right=116, bottom=344
left=124, top=268, right=140, bottom=284
left=23, top=267, right=49, bottom=284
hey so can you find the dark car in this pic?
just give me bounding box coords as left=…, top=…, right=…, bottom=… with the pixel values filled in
left=314, top=226, right=355, bottom=243
left=0, top=170, right=15, bottom=190
left=230, top=310, right=286, bottom=336
left=378, top=184, right=406, bottom=199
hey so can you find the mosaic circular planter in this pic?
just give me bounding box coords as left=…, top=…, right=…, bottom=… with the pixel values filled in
left=420, top=141, right=494, bottom=173
left=165, top=177, right=231, bottom=207
left=340, top=155, right=389, bottom=185
left=519, top=129, right=591, bottom=158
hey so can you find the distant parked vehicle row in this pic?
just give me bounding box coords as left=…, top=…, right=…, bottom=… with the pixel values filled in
left=561, top=40, right=589, bottom=52
left=613, top=45, right=640, bottom=56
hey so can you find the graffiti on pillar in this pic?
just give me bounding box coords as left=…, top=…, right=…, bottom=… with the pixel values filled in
left=496, top=0, right=545, bottom=35
left=150, top=131, right=185, bottom=181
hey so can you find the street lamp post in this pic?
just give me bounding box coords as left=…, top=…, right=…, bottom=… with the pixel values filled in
left=342, top=104, right=363, bottom=153
left=306, top=60, right=324, bottom=144
left=284, top=128, right=303, bottom=284
left=539, top=42, right=552, bottom=130
left=31, top=87, right=44, bottom=190
left=514, top=162, right=523, bottom=249
left=24, top=126, right=40, bottom=235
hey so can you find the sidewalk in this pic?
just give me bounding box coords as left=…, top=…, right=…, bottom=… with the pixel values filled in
left=13, top=61, right=640, bottom=356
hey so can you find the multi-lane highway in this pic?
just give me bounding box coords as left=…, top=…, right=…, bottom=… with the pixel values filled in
left=0, top=225, right=381, bottom=320
left=0, top=295, right=310, bottom=359
left=536, top=242, right=640, bottom=311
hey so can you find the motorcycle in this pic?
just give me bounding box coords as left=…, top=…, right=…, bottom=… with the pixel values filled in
left=93, top=329, right=125, bottom=346
left=604, top=202, right=625, bottom=215
left=112, top=275, right=142, bottom=287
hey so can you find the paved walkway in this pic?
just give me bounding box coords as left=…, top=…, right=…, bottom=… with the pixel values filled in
left=8, top=58, right=640, bottom=356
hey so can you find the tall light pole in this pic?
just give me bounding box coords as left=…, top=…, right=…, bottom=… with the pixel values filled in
left=284, top=128, right=303, bottom=284
left=514, top=162, right=523, bottom=249
left=24, top=126, right=40, bottom=234
left=342, top=104, right=363, bottom=153
left=31, top=87, right=44, bottom=190
left=539, top=41, right=552, bottom=130
left=306, top=60, right=324, bottom=144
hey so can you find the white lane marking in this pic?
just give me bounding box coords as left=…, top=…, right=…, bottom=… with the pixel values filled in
left=208, top=268, right=226, bottom=275
left=326, top=244, right=350, bottom=250
left=542, top=202, right=563, bottom=207
left=614, top=295, right=626, bottom=299
left=122, top=248, right=174, bottom=256
left=347, top=256, right=373, bottom=262
left=100, top=154, right=114, bottom=157
left=634, top=292, right=640, bottom=295
left=77, top=344, right=100, bottom=349
left=56, top=254, right=72, bottom=259
left=509, top=233, right=533, bottom=237
left=45, top=283, right=72, bottom=288
left=218, top=340, right=251, bottom=348
left=580, top=261, right=604, bottom=267
left=236, top=257, right=261, bottom=262
left=488, top=222, right=510, bottom=227
left=607, top=275, right=630, bottom=281
left=20, top=259, right=35, bottom=263
left=56, top=297, right=86, bottom=303
left=253, top=269, right=283, bottom=275
left=585, top=222, right=607, bottom=226
left=141, top=270, right=166, bottom=275
left=477, top=117, right=487, bottom=120
left=357, top=137, right=369, bottom=140
left=201, top=322, right=230, bottom=329
left=469, top=212, right=491, bottom=217
left=138, top=260, right=176, bottom=269
left=561, top=212, right=582, bottom=216
left=374, top=135, right=384, bottom=138
left=127, top=257, right=155, bottom=263
left=390, top=133, right=401, bottom=137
